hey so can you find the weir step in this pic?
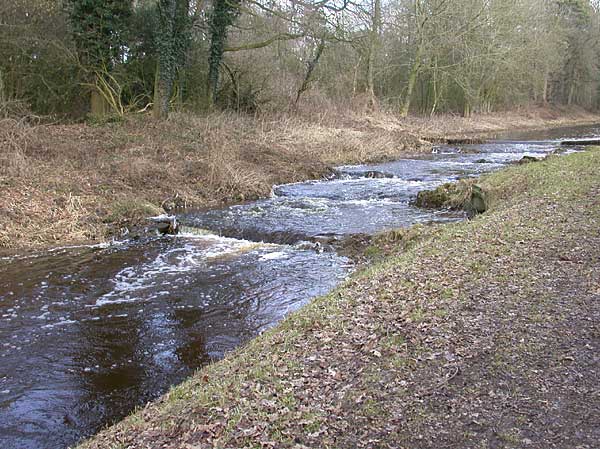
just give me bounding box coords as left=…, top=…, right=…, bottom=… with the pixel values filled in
left=560, top=139, right=600, bottom=146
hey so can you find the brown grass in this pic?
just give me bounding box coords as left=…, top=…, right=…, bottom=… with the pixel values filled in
left=1, top=106, right=598, bottom=252
left=401, top=104, right=600, bottom=140
left=0, top=118, right=32, bottom=177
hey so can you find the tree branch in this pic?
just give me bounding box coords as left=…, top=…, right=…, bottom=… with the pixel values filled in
left=224, top=32, right=306, bottom=51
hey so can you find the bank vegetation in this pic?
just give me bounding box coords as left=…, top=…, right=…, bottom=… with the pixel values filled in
left=2, top=106, right=598, bottom=252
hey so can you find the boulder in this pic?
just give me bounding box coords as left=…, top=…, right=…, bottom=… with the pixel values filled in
left=415, top=181, right=488, bottom=217
left=148, top=215, right=179, bottom=235
left=516, top=155, right=540, bottom=165
left=414, top=184, right=453, bottom=208
left=364, top=170, right=394, bottom=179
left=414, top=182, right=467, bottom=209
left=467, top=184, right=488, bottom=215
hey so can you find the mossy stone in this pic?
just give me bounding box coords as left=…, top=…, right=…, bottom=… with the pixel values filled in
left=468, top=184, right=488, bottom=214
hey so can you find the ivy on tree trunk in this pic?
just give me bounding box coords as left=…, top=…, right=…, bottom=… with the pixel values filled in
left=154, top=0, right=191, bottom=119
left=207, top=0, right=241, bottom=108
left=65, top=0, right=132, bottom=115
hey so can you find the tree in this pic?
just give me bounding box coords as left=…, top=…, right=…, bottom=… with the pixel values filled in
left=399, top=0, right=451, bottom=117
left=207, top=0, right=242, bottom=108
left=65, top=0, right=133, bottom=115
left=555, top=0, right=598, bottom=106
left=153, top=0, right=192, bottom=119
left=366, top=0, right=382, bottom=109
left=4, top=0, right=600, bottom=118
left=0, top=1, right=80, bottom=116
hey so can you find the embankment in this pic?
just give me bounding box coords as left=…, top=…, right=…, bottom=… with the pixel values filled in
left=79, top=148, right=600, bottom=448
left=1, top=105, right=598, bottom=251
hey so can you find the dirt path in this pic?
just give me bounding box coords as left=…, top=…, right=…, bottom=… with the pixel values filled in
left=78, top=149, right=599, bottom=448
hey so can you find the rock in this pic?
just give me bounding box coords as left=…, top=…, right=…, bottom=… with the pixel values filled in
left=560, top=138, right=600, bottom=146
left=294, top=240, right=329, bottom=253
left=467, top=184, right=488, bottom=215
left=364, top=170, right=394, bottom=179
left=414, top=183, right=455, bottom=209
left=474, top=158, right=488, bottom=164
left=425, top=137, right=486, bottom=145
left=516, top=155, right=540, bottom=164
left=148, top=215, right=179, bottom=235
left=178, top=225, right=213, bottom=236
left=551, top=147, right=568, bottom=155
left=162, top=194, right=188, bottom=212
left=416, top=181, right=488, bottom=217
left=446, top=137, right=487, bottom=145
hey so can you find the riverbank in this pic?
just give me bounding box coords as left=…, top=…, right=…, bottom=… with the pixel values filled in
left=79, top=148, right=600, bottom=448
left=1, top=105, right=598, bottom=252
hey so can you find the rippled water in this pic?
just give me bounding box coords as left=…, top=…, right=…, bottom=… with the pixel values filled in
left=1, top=236, right=348, bottom=449
left=0, top=124, right=596, bottom=449
left=180, top=135, right=564, bottom=242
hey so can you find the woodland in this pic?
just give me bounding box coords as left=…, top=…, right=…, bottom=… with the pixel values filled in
left=1, top=0, right=600, bottom=121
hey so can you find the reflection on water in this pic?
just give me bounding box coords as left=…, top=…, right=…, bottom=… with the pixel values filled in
left=1, top=123, right=597, bottom=449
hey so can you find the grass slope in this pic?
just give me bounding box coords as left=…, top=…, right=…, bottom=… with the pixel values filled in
left=79, top=149, right=600, bottom=448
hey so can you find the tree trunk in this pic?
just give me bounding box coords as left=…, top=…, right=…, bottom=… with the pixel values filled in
left=366, top=0, right=381, bottom=109
left=366, top=50, right=375, bottom=108
left=568, top=82, right=576, bottom=106
left=153, top=0, right=190, bottom=119
left=154, top=63, right=175, bottom=120
left=400, top=45, right=422, bottom=117
left=540, top=74, right=546, bottom=104
left=154, top=0, right=176, bottom=119
left=221, top=62, right=239, bottom=110
left=207, top=46, right=220, bottom=108
left=207, top=0, right=240, bottom=109
left=294, top=40, right=325, bottom=108
left=463, top=102, right=471, bottom=118
left=0, top=69, right=6, bottom=108
left=90, top=73, right=110, bottom=117
left=153, top=61, right=171, bottom=119
left=430, top=59, right=438, bottom=117
left=206, top=2, right=223, bottom=108
left=352, top=57, right=361, bottom=98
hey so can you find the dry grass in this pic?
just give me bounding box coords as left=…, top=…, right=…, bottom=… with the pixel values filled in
left=401, top=104, right=600, bottom=140
left=1, top=106, right=598, bottom=252
left=0, top=118, right=34, bottom=177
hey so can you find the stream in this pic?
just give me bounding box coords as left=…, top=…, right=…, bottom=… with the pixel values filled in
left=1, top=124, right=598, bottom=449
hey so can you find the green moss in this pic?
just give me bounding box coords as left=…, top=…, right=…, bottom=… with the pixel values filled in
left=364, top=245, right=382, bottom=258
left=414, top=180, right=474, bottom=209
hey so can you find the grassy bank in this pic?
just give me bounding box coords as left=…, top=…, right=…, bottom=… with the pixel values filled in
left=79, top=149, right=600, bottom=448
left=1, top=105, right=599, bottom=252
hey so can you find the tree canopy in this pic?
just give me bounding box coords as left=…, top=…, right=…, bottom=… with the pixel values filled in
left=1, top=0, right=599, bottom=118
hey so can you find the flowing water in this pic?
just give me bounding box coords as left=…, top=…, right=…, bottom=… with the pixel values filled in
left=1, top=124, right=598, bottom=449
